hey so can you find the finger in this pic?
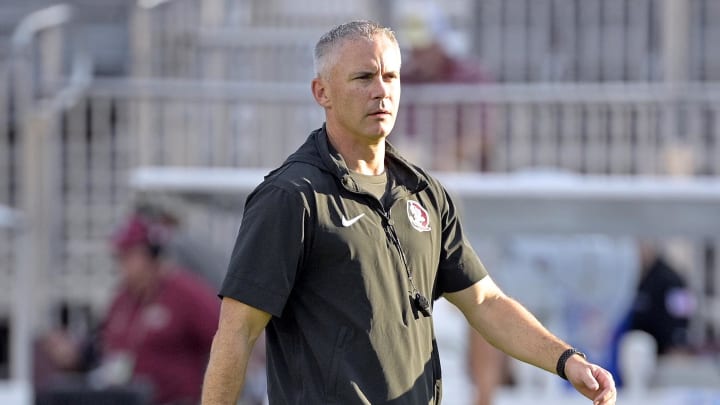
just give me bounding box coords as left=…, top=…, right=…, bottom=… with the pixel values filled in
left=583, top=368, right=600, bottom=391
left=592, top=373, right=617, bottom=405
left=592, top=388, right=613, bottom=405
left=594, top=389, right=616, bottom=405
left=593, top=367, right=615, bottom=387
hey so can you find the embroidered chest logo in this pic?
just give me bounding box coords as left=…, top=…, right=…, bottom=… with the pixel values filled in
left=406, top=200, right=431, bottom=232
left=341, top=213, right=365, bottom=227
left=142, top=304, right=171, bottom=331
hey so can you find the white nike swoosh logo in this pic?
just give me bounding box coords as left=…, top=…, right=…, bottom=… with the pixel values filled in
left=341, top=213, right=365, bottom=227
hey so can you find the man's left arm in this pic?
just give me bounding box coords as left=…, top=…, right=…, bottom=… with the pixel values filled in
left=445, top=276, right=616, bottom=405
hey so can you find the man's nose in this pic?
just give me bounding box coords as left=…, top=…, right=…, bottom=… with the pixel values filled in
left=371, top=77, right=392, bottom=99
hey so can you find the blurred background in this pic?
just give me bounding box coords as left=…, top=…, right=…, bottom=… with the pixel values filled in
left=1, top=0, right=720, bottom=404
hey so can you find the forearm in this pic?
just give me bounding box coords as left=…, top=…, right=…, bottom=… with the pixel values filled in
left=478, top=295, right=618, bottom=403
left=446, top=278, right=570, bottom=375
left=201, top=326, right=257, bottom=404
left=470, top=293, right=569, bottom=374
left=447, top=278, right=617, bottom=404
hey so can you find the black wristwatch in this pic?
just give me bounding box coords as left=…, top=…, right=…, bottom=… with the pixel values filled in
left=556, top=348, right=586, bottom=380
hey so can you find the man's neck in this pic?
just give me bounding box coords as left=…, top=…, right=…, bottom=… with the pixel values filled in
left=326, top=127, right=386, bottom=175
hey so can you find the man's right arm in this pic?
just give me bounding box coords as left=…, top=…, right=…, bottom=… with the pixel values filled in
left=201, top=297, right=271, bottom=405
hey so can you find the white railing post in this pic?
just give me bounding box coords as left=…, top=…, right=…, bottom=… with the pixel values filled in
left=9, top=3, right=83, bottom=387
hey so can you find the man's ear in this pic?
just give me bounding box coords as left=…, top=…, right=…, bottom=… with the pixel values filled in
left=311, top=77, right=331, bottom=108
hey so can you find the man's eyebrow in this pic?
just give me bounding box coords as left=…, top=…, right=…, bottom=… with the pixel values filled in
left=350, top=70, right=376, bottom=77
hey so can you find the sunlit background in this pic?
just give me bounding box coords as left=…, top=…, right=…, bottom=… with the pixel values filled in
left=1, top=0, right=720, bottom=404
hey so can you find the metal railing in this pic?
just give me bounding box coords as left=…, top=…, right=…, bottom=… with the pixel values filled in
left=129, top=0, right=388, bottom=79
left=2, top=0, right=720, bottom=386
left=1, top=2, right=91, bottom=384
left=4, top=73, right=720, bottom=374
left=0, top=51, right=14, bottom=319
left=87, top=79, right=720, bottom=175
left=32, top=79, right=715, bottom=329
left=397, top=82, right=720, bottom=174
left=128, top=0, right=720, bottom=82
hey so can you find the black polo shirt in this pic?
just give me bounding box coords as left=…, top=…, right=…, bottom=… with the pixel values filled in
left=220, top=126, right=488, bottom=404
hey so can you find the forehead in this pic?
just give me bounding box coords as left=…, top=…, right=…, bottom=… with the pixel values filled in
left=333, top=35, right=401, bottom=69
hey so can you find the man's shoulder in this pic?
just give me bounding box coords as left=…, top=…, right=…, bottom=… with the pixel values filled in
left=410, top=164, right=447, bottom=195
left=261, top=161, right=331, bottom=193
left=260, top=128, right=330, bottom=190
left=241, top=161, right=333, bottom=214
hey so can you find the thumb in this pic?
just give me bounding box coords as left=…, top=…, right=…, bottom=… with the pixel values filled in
left=582, top=368, right=600, bottom=391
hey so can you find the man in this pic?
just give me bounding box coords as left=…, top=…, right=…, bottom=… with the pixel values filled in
left=134, top=202, right=229, bottom=289
left=202, top=20, right=616, bottom=405
left=101, top=214, right=220, bottom=404
left=37, top=214, right=220, bottom=405
left=628, top=243, right=693, bottom=355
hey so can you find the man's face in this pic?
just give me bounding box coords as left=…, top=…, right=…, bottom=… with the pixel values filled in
left=116, top=245, right=155, bottom=293
left=315, top=34, right=401, bottom=143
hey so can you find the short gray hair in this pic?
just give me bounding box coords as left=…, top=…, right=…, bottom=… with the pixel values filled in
left=313, top=20, right=398, bottom=77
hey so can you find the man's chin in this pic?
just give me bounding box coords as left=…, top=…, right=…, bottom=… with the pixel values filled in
left=368, top=122, right=395, bottom=138
left=368, top=130, right=392, bottom=140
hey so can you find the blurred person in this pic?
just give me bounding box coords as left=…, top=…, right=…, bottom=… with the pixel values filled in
left=399, top=5, right=500, bottom=400
left=495, top=232, right=639, bottom=396
left=397, top=1, right=493, bottom=171
left=399, top=6, right=488, bottom=86
left=401, top=38, right=489, bottom=84
left=606, top=242, right=695, bottom=390
left=617, top=330, right=657, bottom=396
left=39, top=214, right=220, bottom=405
left=33, top=302, right=98, bottom=391
left=459, top=173, right=638, bottom=403
left=133, top=203, right=268, bottom=404
left=469, top=330, right=507, bottom=405
left=433, top=297, right=507, bottom=405
left=134, top=202, right=229, bottom=290
left=627, top=242, right=694, bottom=355
left=201, top=20, right=616, bottom=405
left=100, top=214, right=220, bottom=404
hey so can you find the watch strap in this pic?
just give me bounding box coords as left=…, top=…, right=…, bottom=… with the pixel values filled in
left=556, top=348, right=586, bottom=380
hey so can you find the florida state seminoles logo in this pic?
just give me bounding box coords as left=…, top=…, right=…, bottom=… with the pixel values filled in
left=406, top=200, right=431, bottom=232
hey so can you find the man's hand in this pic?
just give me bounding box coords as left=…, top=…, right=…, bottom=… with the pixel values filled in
left=565, top=355, right=617, bottom=405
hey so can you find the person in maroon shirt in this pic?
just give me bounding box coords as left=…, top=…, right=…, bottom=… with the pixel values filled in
left=99, top=215, right=220, bottom=404
left=402, top=42, right=489, bottom=85
left=398, top=10, right=501, bottom=404
left=400, top=28, right=494, bottom=172
left=36, top=215, right=220, bottom=404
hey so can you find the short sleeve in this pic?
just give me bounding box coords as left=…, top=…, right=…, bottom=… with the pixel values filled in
left=219, top=183, right=308, bottom=317
left=436, top=187, right=488, bottom=294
